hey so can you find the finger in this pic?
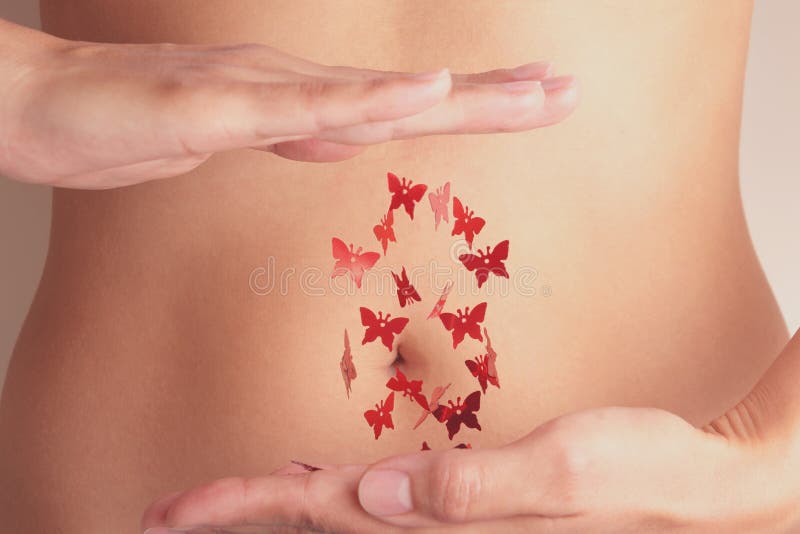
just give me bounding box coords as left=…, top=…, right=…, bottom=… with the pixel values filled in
left=161, top=69, right=452, bottom=157
left=50, top=154, right=211, bottom=189
left=357, top=444, right=554, bottom=527
left=320, top=61, right=553, bottom=84
left=142, top=468, right=402, bottom=533
left=141, top=491, right=184, bottom=531
left=256, top=139, right=367, bottom=162
left=316, top=75, right=577, bottom=145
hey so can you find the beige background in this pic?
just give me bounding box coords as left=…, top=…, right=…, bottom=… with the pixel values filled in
left=1, top=1, right=799, bottom=389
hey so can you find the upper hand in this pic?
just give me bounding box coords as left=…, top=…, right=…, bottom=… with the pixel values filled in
left=0, top=19, right=577, bottom=189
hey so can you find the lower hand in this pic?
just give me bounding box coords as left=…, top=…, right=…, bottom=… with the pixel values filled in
left=142, top=331, right=800, bottom=533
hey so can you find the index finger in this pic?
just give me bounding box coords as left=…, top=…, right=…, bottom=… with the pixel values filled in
left=141, top=466, right=395, bottom=533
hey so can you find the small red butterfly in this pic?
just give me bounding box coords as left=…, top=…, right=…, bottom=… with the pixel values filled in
left=386, top=367, right=428, bottom=408
left=373, top=210, right=396, bottom=256
left=427, top=280, right=453, bottom=320
left=428, top=181, right=451, bottom=230
left=388, top=172, right=427, bottom=220
left=451, top=197, right=485, bottom=250
left=421, top=441, right=472, bottom=451
left=331, top=237, right=380, bottom=289
left=392, top=267, right=421, bottom=308
left=339, top=329, right=357, bottom=399
left=433, top=391, right=482, bottom=440
left=360, top=307, right=409, bottom=352
left=459, top=240, right=510, bottom=289
left=483, top=327, right=499, bottom=383
left=413, top=382, right=451, bottom=429
left=465, top=354, right=500, bottom=394
left=364, top=391, right=395, bottom=439
left=439, top=302, right=487, bottom=349
left=291, top=460, right=323, bottom=472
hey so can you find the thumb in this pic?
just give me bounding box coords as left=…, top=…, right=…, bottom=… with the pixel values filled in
left=356, top=427, right=577, bottom=527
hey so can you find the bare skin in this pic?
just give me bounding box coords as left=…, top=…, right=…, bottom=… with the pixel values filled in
left=0, top=1, right=791, bottom=533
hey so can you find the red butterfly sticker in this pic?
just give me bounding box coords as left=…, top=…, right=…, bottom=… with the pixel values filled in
left=331, top=237, right=380, bottom=289
left=428, top=181, right=451, bottom=230
left=373, top=210, right=396, bottom=256
left=291, top=460, right=323, bottom=472
left=421, top=441, right=472, bottom=451
left=339, top=329, right=357, bottom=399
left=392, top=267, right=421, bottom=308
left=459, top=240, right=510, bottom=289
left=465, top=354, right=500, bottom=394
left=364, top=391, right=395, bottom=439
left=388, top=172, right=427, bottom=220
left=433, top=391, right=482, bottom=440
left=451, top=197, right=485, bottom=250
left=360, top=307, right=409, bottom=352
left=427, top=280, right=453, bottom=320
left=483, top=327, right=499, bottom=384
left=439, top=302, right=487, bottom=349
left=413, top=382, right=451, bottom=429
left=386, top=367, right=428, bottom=408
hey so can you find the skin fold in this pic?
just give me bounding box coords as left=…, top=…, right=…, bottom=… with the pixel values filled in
left=1, top=1, right=796, bottom=532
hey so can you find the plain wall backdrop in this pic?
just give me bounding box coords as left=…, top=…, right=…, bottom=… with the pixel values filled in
left=1, top=1, right=799, bottom=388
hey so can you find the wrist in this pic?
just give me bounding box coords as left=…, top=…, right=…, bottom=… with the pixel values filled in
left=0, top=18, right=61, bottom=182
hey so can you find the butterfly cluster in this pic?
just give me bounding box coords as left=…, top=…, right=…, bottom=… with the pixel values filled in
left=330, top=172, right=510, bottom=448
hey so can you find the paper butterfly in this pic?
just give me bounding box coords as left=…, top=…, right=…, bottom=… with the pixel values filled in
left=364, top=391, right=395, bottom=439
left=483, top=327, right=499, bottom=384
left=386, top=367, right=428, bottom=408
left=413, top=382, right=451, bottom=429
left=339, top=329, right=357, bottom=398
left=291, top=460, right=322, bottom=472
left=421, top=441, right=471, bottom=451
left=373, top=210, right=396, bottom=256
left=439, top=302, right=487, bottom=349
left=388, top=172, right=427, bottom=220
left=433, top=391, right=482, bottom=440
left=459, top=240, right=510, bottom=289
left=392, top=267, right=421, bottom=308
left=427, top=280, right=453, bottom=320
left=360, top=307, right=409, bottom=352
left=428, top=182, right=451, bottom=230
left=451, top=197, right=485, bottom=250
left=331, top=237, right=380, bottom=289
left=465, top=354, right=500, bottom=394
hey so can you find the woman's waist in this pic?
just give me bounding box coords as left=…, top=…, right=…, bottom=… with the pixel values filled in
left=15, top=224, right=788, bottom=430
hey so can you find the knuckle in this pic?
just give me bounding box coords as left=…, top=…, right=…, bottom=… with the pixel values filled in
left=541, top=423, right=593, bottom=510
left=428, top=453, right=483, bottom=522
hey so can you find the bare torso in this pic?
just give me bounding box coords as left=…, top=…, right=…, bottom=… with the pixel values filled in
left=0, top=1, right=788, bottom=532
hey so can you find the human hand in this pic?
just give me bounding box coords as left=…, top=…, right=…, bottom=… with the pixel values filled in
left=0, top=19, right=577, bottom=189
left=143, top=331, right=800, bottom=533
left=352, top=331, right=800, bottom=533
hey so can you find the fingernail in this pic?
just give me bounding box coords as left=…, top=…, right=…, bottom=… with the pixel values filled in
left=501, top=80, right=542, bottom=94
left=359, top=469, right=413, bottom=516
left=541, top=75, right=576, bottom=92
left=408, top=68, right=449, bottom=81
left=511, top=61, right=552, bottom=79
